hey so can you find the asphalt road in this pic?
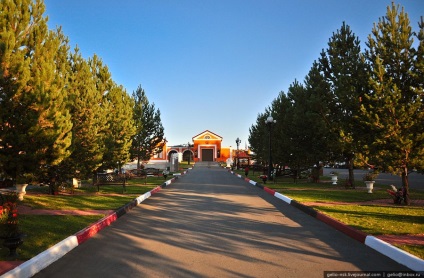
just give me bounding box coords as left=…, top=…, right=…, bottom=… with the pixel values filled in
left=34, top=163, right=410, bottom=278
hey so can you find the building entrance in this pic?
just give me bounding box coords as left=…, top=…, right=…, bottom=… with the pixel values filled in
left=202, top=149, right=213, bottom=161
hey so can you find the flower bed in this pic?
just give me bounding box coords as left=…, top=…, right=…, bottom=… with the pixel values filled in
left=0, top=192, right=20, bottom=239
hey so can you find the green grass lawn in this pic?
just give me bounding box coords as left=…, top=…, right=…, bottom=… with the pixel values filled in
left=315, top=205, right=424, bottom=236
left=315, top=205, right=424, bottom=259
left=2, top=215, right=102, bottom=260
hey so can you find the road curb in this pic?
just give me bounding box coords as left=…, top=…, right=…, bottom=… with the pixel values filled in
left=1, top=170, right=189, bottom=278
left=228, top=170, right=424, bottom=273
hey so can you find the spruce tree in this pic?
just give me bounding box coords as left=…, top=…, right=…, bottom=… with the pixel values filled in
left=131, top=86, right=165, bottom=169
left=361, top=3, right=424, bottom=204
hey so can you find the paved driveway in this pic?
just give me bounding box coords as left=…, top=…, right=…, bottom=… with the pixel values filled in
left=34, top=162, right=410, bottom=277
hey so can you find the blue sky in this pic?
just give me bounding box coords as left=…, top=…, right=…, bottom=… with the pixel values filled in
left=44, top=0, right=423, bottom=148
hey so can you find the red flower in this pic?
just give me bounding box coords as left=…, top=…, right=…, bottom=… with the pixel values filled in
left=0, top=192, right=20, bottom=237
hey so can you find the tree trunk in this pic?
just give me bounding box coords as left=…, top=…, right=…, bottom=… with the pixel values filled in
left=347, top=155, right=355, bottom=189
left=48, top=183, right=56, bottom=195
left=137, top=156, right=141, bottom=170
left=402, top=167, right=410, bottom=205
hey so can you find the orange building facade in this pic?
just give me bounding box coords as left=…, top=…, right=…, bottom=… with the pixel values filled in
left=149, top=130, right=249, bottom=164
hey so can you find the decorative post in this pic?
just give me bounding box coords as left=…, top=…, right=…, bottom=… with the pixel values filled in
left=265, top=116, right=276, bottom=181
left=235, top=137, right=241, bottom=169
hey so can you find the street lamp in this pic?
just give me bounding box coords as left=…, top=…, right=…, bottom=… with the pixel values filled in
left=235, top=137, right=241, bottom=169
left=265, top=116, right=276, bottom=180
left=187, top=142, right=191, bottom=166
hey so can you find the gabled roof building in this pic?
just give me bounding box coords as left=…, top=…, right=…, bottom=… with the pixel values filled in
left=148, top=130, right=251, bottom=167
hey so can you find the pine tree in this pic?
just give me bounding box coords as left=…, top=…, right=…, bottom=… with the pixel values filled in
left=361, top=3, right=424, bottom=205
left=319, top=22, right=368, bottom=186
left=87, top=55, right=117, bottom=172
left=284, top=80, right=330, bottom=179
left=0, top=0, right=72, bottom=183
left=303, top=62, right=334, bottom=179
left=61, top=48, right=107, bottom=178
left=131, top=86, right=165, bottom=169
left=269, top=92, right=291, bottom=169
left=248, top=112, right=268, bottom=166
left=102, top=84, right=136, bottom=170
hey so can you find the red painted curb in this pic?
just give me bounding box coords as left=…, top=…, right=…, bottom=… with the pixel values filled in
left=264, top=187, right=276, bottom=195
left=76, top=213, right=118, bottom=244
left=316, top=212, right=367, bottom=243
left=150, top=186, right=162, bottom=195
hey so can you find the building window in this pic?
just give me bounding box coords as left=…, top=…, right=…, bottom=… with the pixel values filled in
left=204, top=135, right=210, bottom=139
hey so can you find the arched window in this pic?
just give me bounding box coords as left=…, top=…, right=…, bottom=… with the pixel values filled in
left=168, top=150, right=177, bottom=162
left=183, top=150, right=193, bottom=161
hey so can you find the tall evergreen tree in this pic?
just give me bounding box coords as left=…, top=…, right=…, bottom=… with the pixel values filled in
left=62, top=48, right=107, bottom=178
left=270, top=92, right=291, bottom=169
left=248, top=112, right=268, bottom=166
left=87, top=55, right=118, bottom=172
left=102, top=84, right=136, bottom=170
left=131, top=86, right=165, bottom=169
left=361, top=3, right=424, bottom=204
left=303, top=62, right=334, bottom=176
left=319, top=22, right=368, bottom=186
left=0, top=0, right=72, bottom=183
left=284, top=80, right=329, bottom=178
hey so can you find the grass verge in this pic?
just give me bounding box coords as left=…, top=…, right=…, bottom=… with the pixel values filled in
left=1, top=215, right=102, bottom=261
left=315, top=205, right=424, bottom=259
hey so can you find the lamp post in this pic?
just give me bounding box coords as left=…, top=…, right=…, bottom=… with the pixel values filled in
left=235, top=137, right=241, bottom=169
left=187, top=142, right=191, bottom=166
left=265, top=116, right=276, bottom=181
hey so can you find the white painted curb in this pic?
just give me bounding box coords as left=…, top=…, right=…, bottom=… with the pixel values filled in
left=274, top=192, right=292, bottom=204
left=136, top=191, right=151, bottom=204
left=2, top=236, right=79, bottom=278
left=249, top=180, right=257, bottom=186
left=365, top=236, right=424, bottom=272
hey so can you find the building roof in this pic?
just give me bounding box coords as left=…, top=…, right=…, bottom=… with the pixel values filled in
left=237, top=152, right=251, bottom=158
left=192, top=130, right=223, bottom=141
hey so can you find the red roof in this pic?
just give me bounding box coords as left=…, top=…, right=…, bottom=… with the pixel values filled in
left=237, top=152, right=250, bottom=158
